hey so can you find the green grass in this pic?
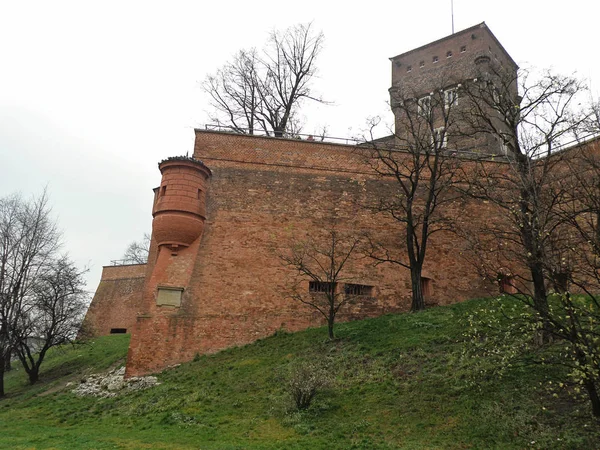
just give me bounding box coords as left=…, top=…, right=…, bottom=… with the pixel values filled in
left=1, top=298, right=599, bottom=449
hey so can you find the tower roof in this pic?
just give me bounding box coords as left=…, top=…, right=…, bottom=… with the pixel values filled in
left=390, top=22, right=518, bottom=70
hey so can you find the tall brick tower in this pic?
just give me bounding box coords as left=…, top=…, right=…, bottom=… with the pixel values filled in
left=389, top=22, right=518, bottom=155
left=125, top=157, right=211, bottom=377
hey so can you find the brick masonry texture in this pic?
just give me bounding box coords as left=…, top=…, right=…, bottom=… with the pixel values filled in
left=120, top=131, right=497, bottom=376
left=84, top=23, right=523, bottom=376
left=81, top=264, right=146, bottom=336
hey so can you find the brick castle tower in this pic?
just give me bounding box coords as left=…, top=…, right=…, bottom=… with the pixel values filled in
left=125, top=157, right=211, bottom=376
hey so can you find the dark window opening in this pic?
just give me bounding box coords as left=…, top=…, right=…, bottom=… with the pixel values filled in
left=432, top=56, right=439, bottom=63
left=161, top=185, right=167, bottom=196
left=553, top=272, right=569, bottom=294
left=197, top=188, right=202, bottom=199
left=406, top=65, right=412, bottom=72
left=420, top=277, right=433, bottom=297
left=309, top=281, right=336, bottom=293
left=110, top=328, right=127, bottom=334
left=344, top=284, right=374, bottom=296
left=498, top=275, right=517, bottom=294
left=460, top=45, right=466, bottom=53
left=446, top=50, right=453, bottom=58
left=419, top=60, right=425, bottom=68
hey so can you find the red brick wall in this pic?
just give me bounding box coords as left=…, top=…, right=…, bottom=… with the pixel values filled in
left=391, top=23, right=516, bottom=94
left=124, top=131, right=498, bottom=376
left=82, top=264, right=146, bottom=336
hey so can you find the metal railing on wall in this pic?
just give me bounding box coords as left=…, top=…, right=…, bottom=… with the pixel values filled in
left=201, top=124, right=361, bottom=146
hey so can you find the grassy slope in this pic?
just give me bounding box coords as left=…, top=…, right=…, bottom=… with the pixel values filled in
left=0, top=298, right=598, bottom=449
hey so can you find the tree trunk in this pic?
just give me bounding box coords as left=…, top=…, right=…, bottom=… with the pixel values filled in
left=0, top=355, right=5, bottom=398
left=28, top=365, right=40, bottom=385
left=327, top=316, right=335, bottom=340
left=530, top=262, right=548, bottom=316
left=584, top=378, right=600, bottom=417
left=410, top=265, right=425, bottom=312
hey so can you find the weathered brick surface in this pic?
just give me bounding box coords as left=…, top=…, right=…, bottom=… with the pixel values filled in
left=81, top=264, right=146, bottom=336
left=124, top=131, right=498, bottom=376
left=389, top=23, right=518, bottom=156
left=390, top=22, right=517, bottom=94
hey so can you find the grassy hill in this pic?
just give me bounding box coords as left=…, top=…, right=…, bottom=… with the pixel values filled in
left=1, top=298, right=598, bottom=449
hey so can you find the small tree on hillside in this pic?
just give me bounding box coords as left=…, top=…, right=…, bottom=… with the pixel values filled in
left=459, top=66, right=590, bottom=323
left=364, top=81, right=463, bottom=311
left=203, top=23, right=326, bottom=137
left=0, top=192, right=59, bottom=396
left=280, top=229, right=363, bottom=340
left=15, top=255, right=88, bottom=385
left=459, top=67, right=600, bottom=416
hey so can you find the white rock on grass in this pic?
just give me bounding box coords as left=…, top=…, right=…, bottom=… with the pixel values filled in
left=72, top=366, right=160, bottom=398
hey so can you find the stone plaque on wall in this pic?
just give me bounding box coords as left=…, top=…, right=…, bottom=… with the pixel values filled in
left=156, top=286, right=184, bottom=307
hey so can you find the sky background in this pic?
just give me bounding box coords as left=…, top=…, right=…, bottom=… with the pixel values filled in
left=1, top=0, right=598, bottom=294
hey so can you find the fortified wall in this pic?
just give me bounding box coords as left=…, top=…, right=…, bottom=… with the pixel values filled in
left=99, top=130, right=499, bottom=377
left=82, top=22, right=522, bottom=376
left=82, top=264, right=145, bottom=336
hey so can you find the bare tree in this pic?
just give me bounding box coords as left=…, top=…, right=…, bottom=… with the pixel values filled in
left=122, top=233, right=150, bottom=265
left=280, top=229, right=363, bottom=340
left=0, top=191, right=60, bottom=397
left=15, top=255, right=88, bottom=385
left=365, top=82, right=463, bottom=311
left=460, top=66, right=589, bottom=319
left=203, top=49, right=262, bottom=134
left=203, top=23, right=325, bottom=137
left=458, top=67, right=600, bottom=415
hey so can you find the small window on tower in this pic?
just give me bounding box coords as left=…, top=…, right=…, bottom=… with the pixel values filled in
left=197, top=188, right=202, bottom=199
left=431, top=127, right=448, bottom=149
left=161, top=185, right=167, bottom=196
left=446, top=50, right=453, bottom=58
left=433, top=56, right=439, bottom=63
left=406, top=65, right=412, bottom=72
left=444, top=87, right=458, bottom=109
left=419, top=60, right=425, bottom=68
left=460, top=45, right=467, bottom=53
left=417, top=95, right=432, bottom=117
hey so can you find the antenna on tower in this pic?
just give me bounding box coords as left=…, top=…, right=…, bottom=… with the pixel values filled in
left=451, top=0, right=455, bottom=33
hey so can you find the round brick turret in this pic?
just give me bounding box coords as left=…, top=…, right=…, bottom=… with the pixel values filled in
left=152, top=157, right=211, bottom=251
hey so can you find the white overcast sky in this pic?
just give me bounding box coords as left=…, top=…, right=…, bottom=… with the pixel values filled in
left=1, top=0, right=598, bottom=293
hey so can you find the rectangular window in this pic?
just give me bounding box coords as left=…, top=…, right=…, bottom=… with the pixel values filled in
left=553, top=272, right=569, bottom=294
left=432, top=127, right=448, bottom=149
left=444, top=88, right=458, bottom=109
left=499, top=276, right=517, bottom=294
left=417, top=95, right=431, bottom=117
left=344, top=284, right=374, bottom=296
left=309, top=281, right=336, bottom=293
left=420, top=277, right=433, bottom=297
